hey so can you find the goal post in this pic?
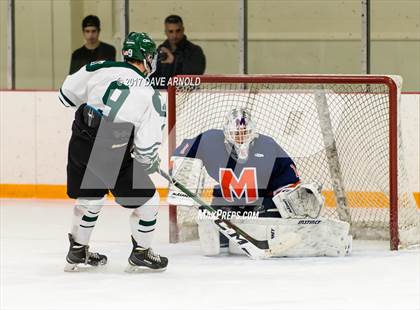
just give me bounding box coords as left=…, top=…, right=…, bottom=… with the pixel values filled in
left=314, top=85, right=352, bottom=224
left=167, top=74, right=418, bottom=250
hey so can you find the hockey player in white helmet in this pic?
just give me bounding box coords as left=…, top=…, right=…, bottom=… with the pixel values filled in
left=59, top=32, right=168, bottom=272
left=169, top=107, right=352, bottom=257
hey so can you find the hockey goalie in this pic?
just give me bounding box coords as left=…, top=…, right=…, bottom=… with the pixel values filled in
left=169, top=108, right=352, bottom=258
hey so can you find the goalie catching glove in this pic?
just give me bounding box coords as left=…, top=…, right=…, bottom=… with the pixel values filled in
left=273, top=182, right=324, bottom=219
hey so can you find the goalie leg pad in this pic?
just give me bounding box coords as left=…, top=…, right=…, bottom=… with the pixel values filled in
left=270, top=218, right=351, bottom=257
left=228, top=222, right=267, bottom=255
left=196, top=215, right=352, bottom=257
left=229, top=217, right=352, bottom=257
left=197, top=217, right=220, bottom=256
left=196, top=217, right=306, bottom=257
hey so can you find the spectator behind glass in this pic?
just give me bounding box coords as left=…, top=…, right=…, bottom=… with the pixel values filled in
left=152, top=15, right=206, bottom=89
left=69, top=15, right=116, bottom=74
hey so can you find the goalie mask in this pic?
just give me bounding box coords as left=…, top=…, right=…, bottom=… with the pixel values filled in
left=223, top=108, right=256, bottom=162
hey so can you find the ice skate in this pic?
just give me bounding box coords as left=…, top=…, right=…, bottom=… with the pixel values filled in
left=125, top=236, right=168, bottom=273
left=64, top=233, right=107, bottom=272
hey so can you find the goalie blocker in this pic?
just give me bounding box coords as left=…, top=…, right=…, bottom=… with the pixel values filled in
left=168, top=156, right=352, bottom=257
left=168, top=156, right=206, bottom=206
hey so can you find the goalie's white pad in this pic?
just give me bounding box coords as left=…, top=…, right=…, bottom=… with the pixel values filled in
left=273, top=182, right=324, bottom=219
left=197, top=216, right=220, bottom=256
left=197, top=216, right=352, bottom=257
left=168, top=156, right=206, bottom=206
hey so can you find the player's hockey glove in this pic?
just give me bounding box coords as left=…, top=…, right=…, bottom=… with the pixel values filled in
left=133, top=152, right=161, bottom=174
left=82, top=104, right=103, bottom=128
left=143, top=155, right=161, bottom=174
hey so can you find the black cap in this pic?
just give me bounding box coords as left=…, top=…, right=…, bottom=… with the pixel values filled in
left=82, top=15, right=100, bottom=30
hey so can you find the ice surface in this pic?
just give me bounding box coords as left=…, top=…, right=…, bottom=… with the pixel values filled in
left=1, top=199, right=419, bottom=310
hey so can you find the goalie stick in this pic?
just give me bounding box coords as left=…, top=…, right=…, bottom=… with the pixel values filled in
left=159, top=169, right=298, bottom=259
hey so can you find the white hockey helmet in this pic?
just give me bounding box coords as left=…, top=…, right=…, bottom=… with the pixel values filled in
left=223, top=107, right=256, bottom=162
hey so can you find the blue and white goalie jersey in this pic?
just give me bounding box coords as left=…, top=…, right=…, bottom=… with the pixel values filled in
left=174, top=129, right=300, bottom=209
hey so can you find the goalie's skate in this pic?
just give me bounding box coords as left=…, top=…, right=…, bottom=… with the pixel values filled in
left=125, top=236, right=168, bottom=273
left=64, top=234, right=107, bottom=272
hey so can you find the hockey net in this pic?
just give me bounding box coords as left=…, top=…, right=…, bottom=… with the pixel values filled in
left=167, top=75, right=419, bottom=250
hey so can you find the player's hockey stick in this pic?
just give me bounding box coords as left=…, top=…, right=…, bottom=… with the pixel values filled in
left=159, top=169, right=296, bottom=259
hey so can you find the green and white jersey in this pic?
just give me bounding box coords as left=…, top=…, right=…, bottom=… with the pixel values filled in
left=59, top=60, right=166, bottom=163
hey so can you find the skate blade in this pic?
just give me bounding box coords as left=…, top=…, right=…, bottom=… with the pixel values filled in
left=124, top=264, right=166, bottom=273
left=64, top=262, right=106, bottom=272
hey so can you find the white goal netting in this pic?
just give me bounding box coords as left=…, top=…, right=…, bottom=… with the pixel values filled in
left=169, top=75, right=419, bottom=249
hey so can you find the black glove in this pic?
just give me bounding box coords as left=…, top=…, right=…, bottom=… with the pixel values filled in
left=82, top=104, right=102, bottom=128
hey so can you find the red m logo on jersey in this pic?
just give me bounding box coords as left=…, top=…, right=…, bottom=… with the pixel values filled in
left=219, top=168, right=258, bottom=203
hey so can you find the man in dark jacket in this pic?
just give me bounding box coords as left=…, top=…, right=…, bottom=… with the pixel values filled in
left=69, top=15, right=116, bottom=74
left=152, top=15, right=206, bottom=89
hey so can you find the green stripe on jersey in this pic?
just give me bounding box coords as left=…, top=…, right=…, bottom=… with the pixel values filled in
left=86, top=61, right=146, bottom=78
left=136, top=142, right=161, bottom=152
